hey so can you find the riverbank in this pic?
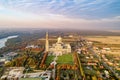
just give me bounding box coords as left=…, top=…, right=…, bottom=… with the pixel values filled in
left=0, top=35, right=18, bottom=48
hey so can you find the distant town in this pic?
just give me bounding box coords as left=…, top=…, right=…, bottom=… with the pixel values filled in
left=0, top=30, right=120, bottom=80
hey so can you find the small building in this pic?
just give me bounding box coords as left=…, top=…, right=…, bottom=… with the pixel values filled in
left=0, top=52, right=18, bottom=64
left=0, top=61, right=4, bottom=67
left=6, top=52, right=18, bottom=61
left=103, top=48, right=111, bottom=51
left=26, top=45, right=39, bottom=48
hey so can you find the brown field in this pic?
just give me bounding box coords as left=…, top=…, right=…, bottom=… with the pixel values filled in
left=85, top=36, right=120, bottom=54
left=85, top=36, right=120, bottom=44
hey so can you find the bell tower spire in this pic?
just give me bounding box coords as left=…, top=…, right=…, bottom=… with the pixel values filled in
left=45, top=32, right=49, bottom=52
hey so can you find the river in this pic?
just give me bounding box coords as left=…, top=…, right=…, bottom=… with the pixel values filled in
left=0, top=35, right=18, bottom=48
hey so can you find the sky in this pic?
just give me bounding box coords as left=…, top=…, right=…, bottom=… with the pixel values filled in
left=0, top=0, right=120, bottom=30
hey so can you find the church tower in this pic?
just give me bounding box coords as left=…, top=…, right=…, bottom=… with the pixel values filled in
left=45, top=32, right=49, bottom=52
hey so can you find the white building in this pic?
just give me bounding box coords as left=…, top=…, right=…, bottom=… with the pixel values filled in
left=1, top=67, right=25, bottom=80
left=26, top=45, right=39, bottom=48
left=45, top=32, right=71, bottom=56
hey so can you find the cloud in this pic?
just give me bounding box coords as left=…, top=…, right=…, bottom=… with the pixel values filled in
left=0, top=0, right=120, bottom=19
left=0, top=9, right=119, bottom=30
left=0, top=0, right=120, bottom=30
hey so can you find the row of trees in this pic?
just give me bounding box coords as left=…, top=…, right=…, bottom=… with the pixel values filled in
left=57, top=64, right=77, bottom=70
left=40, top=52, right=48, bottom=69
left=73, top=52, right=85, bottom=79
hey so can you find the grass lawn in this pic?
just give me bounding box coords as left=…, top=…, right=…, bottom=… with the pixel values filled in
left=0, top=67, right=3, bottom=72
left=45, top=55, right=55, bottom=65
left=0, top=67, right=2, bottom=71
left=57, top=54, right=73, bottom=64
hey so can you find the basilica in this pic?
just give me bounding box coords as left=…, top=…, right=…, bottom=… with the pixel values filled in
left=45, top=32, right=71, bottom=56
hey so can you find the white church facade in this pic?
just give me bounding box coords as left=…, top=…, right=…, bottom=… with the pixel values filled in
left=45, top=32, right=71, bottom=56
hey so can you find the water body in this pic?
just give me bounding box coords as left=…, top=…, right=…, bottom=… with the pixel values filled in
left=0, top=35, right=18, bottom=48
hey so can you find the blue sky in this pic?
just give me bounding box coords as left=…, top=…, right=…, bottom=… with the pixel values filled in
left=0, top=0, right=120, bottom=30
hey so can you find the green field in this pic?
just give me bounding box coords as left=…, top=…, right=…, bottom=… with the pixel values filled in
left=45, top=55, right=55, bottom=65
left=57, top=54, right=73, bottom=64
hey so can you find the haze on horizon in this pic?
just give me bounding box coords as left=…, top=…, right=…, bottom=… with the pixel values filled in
left=0, top=0, right=120, bottom=30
